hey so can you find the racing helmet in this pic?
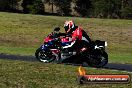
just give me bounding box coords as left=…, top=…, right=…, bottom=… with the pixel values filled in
left=64, top=20, right=75, bottom=33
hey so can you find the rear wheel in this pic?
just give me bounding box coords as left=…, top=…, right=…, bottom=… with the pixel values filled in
left=35, top=48, right=56, bottom=63
left=87, top=50, right=108, bottom=68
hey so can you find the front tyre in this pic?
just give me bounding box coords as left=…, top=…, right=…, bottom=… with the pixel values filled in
left=35, top=48, right=56, bottom=63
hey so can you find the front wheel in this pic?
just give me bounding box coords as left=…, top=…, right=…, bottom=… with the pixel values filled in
left=35, top=48, right=56, bottom=63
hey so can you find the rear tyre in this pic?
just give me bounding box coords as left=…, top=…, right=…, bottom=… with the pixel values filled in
left=87, top=51, right=108, bottom=68
left=35, top=48, right=56, bottom=63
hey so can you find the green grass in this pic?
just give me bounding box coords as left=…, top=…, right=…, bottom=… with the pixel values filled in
left=0, top=59, right=131, bottom=88
left=0, top=12, right=132, bottom=64
left=0, top=46, right=35, bottom=56
left=109, top=53, right=132, bottom=64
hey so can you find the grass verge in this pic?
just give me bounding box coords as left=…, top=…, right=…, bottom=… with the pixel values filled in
left=0, top=59, right=131, bottom=88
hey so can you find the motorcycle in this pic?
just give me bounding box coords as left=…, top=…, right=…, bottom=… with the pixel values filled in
left=35, top=27, right=108, bottom=68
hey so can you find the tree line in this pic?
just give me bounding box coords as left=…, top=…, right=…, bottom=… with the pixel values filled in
left=0, top=0, right=132, bottom=19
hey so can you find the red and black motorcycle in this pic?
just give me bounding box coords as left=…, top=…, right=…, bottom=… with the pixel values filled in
left=35, top=28, right=108, bottom=67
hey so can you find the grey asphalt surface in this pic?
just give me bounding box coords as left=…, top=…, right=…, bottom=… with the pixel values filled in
left=0, top=53, right=132, bottom=72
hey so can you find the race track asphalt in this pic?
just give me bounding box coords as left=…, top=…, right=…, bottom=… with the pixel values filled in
left=0, top=53, right=132, bottom=72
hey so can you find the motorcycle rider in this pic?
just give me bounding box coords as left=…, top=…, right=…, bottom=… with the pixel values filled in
left=63, top=20, right=91, bottom=51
